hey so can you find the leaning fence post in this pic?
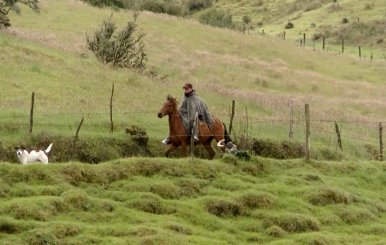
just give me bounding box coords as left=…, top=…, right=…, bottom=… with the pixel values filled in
left=110, top=83, right=114, bottom=133
left=305, top=104, right=310, bottom=162
left=29, top=92, right=35, bottom=134
left=379, top=122, right=383, bottom=161
left=229, top=100, right=235, bottom=135
left=73, top=117, right=84, bottom=149
left=335, top=121, right=343, bottom=151
left=288, top=99, right=293, bottom=139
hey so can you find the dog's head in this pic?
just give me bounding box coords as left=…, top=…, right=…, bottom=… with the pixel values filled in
left=14, top=145, right=26, bottom=158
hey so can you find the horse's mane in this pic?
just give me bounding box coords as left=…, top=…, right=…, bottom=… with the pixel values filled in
left=167, top=95, right=178, bottom=105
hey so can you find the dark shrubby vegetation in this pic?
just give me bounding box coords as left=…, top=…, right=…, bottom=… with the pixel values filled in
left=252, top=138, right=305, bottom=159
left=140, top=0, right=183, bottom=16
left=86, top=14, right=147, bottom=70
left=0, top=0, right=40, bottom=28
left=198, top=8, right=234, bottom=29
left=0, top=133, right=153, bottom=164
left=184, top=0, right=213, bottom=12
left=81, top=0, right=124, bottom=8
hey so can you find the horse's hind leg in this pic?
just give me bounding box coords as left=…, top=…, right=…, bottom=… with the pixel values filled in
left=165, top=144, right=178, bottom=157
left=203, top=143, right=215, bottom=160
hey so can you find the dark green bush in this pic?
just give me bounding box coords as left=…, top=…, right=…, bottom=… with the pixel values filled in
left=252, top=139, right=304, bottom=159
left=140, top=1, right=182, bottom=16
left=198, top=8, right=234, bottom=29
left=81, top=0, right=124, bottom=8
left=285, top=21, right=294, bottom=29
left=184, top=0, right=212, bottom=12
left=86, top=14, right=147, bottom=70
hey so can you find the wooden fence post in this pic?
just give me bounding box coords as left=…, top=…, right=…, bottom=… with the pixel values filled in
left=73, top=117, right=84, bottom=149
left=283, top=31, right=286, bottom=40
left=303, top=33, right=306, bottom=47
left=305, top=104, right=310, bottom=162
left=379, top=122, right=383, bottom=161
left=110, top=83, right=114, bottom=133
left=341, top=39, right=345, bottom=54
left=322, top=36, right=325, bottom=51
left=288, top=99, right=293, bottom=139
left=335, top=121, right=343, bottom=151
left=29, top=92, right=35, bottom=134
left=229, top=100, right=235, bottom=135
left=358, top=46, right=362, bottom=58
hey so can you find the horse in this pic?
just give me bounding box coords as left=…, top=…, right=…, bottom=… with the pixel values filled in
left=157, top=95, right=231, bottom=159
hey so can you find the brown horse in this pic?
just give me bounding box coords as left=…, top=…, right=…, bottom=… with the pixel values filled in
left=157, top=95, right=231, bottom=159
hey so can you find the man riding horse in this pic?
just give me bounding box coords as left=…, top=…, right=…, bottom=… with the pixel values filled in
left=162, top=82, right=213, bottom=144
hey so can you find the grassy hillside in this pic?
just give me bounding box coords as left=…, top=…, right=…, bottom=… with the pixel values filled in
left=0, top=158, right=385, bottom=244
left=213, top=0, right=386, bottom=53
left=0, top=0, right=386, bottom=160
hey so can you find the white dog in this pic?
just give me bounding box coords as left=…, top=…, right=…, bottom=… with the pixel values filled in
left=217, top=139, right=238, bottom=154
left=15, top=143, right=53, bottom=164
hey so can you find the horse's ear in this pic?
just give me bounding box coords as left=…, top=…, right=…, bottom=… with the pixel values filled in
left=167, top=95, right=172, bottom=101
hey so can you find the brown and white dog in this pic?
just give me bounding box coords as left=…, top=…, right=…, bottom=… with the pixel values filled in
left=15, top=143, right=53, bottom=164
left=217, top=139, right=238, bottom=154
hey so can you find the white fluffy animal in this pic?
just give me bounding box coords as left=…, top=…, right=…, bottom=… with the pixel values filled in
left=217, top=139, right=238, bottom=154
left=15, top=143, right=53, bottom=164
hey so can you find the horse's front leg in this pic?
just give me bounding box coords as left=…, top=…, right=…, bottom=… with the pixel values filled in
left=180, top=142, right=188, bottom=157
left=165, top=144, right=178, bottom=157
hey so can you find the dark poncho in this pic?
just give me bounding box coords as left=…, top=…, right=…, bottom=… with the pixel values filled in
left=179, top=90, right=213, bottom=133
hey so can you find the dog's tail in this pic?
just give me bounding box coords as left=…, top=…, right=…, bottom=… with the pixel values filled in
left=45, top=143, right=53, bottom=154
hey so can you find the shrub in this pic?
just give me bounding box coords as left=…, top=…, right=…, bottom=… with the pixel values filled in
left=184, top=0, right=212, bottom=12
left=86, top=14, right=147, bottom=70
left=198, top=8, right=234, bottom=29
left=125, top=125, right=149, bottom=146
left=140, top=1, right=182, bottom=16
left=341, top=17, right=349, bottom=24
left=285, top=21, right=294, bottom=29
left=81, top=0, right=124, bottom=8
left=252, top=139, right=304, bottom=159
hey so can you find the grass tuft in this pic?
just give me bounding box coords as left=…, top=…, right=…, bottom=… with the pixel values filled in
left=263, top=213, right=320, bottom=233
left=308, top=187, right=351, bottom=206
left=128, top=194, right=176, bottom=214
left=265, top=225, right=286, bottom=237
left=237, top=192, right=277, bottom=209
left=166, top=223, right=193, bottom=235
left=205, top=199, right=245, bottom=217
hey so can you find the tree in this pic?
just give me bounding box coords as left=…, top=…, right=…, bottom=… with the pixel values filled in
left=86, top=13, right=147, bottom=70
left=0, top=0, right=40, bottom=28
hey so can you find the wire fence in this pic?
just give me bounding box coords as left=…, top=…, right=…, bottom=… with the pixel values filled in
left=1, top=108, right=383, bottom=159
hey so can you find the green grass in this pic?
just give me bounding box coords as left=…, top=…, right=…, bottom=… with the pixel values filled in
left=0, top=158, right=385, bottom=244
left=212, top=0, right=386, bottom=55
left=1, top=0, right=386, bottom=160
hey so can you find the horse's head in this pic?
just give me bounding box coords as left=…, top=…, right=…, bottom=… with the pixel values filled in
left=158, top=95, right=178, bottom=118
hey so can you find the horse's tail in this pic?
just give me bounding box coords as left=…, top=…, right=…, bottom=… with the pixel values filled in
left=222, top=122, right=232, bottom=144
